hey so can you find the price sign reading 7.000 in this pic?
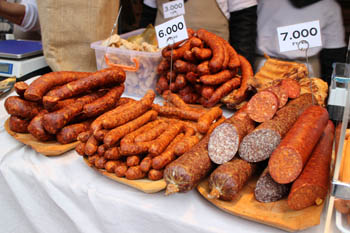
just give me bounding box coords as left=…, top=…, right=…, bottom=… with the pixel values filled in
left=155, top=15, right=188, bottom=48
left=277, top=20, right=322, bottom=52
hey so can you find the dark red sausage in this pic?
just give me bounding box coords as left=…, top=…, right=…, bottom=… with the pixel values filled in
left=5, top=96, right=42, bottom=119
left=246, top=90, right=279, bottom=123
left=56, top=120, right=91, bottom=144
left=8, top=115, right=30, bottom=133
left=14, top=81, right=29, bottom=97
left=27, top=110, right=55, bottom=141
left=287, top=120, right=334, bottom=210
left=268, top=105, right=329, bottom=184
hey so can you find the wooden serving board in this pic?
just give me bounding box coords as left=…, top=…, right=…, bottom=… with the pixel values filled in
left=83, top=157, right=166, bottom=193
left=197, top=177, right=324, bottom=232
left=4, top=118, right=78, bottom=156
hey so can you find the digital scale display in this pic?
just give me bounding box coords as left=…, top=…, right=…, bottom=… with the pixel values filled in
left=0, top=63, right=11, bottom=74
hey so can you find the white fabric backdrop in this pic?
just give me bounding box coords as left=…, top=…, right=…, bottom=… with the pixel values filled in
left=0, top=84, right=341, bottom=233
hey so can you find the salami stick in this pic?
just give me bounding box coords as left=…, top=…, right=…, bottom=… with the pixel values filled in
left=43, top=68, right=125, bottom=105
left=24, top=71, right=91, bottom=101
left=83, top=84, right=124, bottom=117
left=208, top=158, right=256, bottom=201
left=134, top=122, right=168, bottom=142
left=254, top=167, right=290, bottom=203
left=56, top=120, right=91, bottom=144
left=239, top=93, right=313, bottom=162
left=5, top=96, right=42, bottom=119
left=43, top=92, right=101, bottom=134
left=9, top=115, right=29, bottom=133
left=197, top=107, right=223, bottom=134
left=287, top=120, right=334, bottom=210
left=102, top=90, right=155, bottom=129
left=152, top=133, right=185, bottom=170
left=104, top=110, right=158, bottom=148
left=14, top=81, right=28, bottom=97
left=246, top=90, right=279, bottom=123
left=269, top=105, right=329, bottom=184
left=208, top=104, right=255, bottom=164
left=149, top=122, right=183, bottom=156
left=27, top=110, right=54, bottom=141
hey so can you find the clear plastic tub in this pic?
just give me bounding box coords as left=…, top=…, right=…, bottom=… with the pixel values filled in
left=91, top=28, right=162, bottom=97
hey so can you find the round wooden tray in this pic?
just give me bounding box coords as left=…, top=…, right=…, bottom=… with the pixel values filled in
left=83, top=157, right=166, bottom=193
left=4, top=118, right=79, bottom=156
left=197, top=178, right=324, bottom=232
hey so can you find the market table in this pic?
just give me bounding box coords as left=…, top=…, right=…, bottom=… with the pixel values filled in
left=0, top=88, right=341, bottom=233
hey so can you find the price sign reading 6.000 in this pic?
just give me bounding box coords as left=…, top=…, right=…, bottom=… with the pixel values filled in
left=277, top=20, right=322, bottom=52
left=155, top=15, right=188, bottom=48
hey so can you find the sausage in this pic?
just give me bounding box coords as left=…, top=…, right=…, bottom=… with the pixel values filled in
left=254, top=167, right=290, bottom=203
left=120, top=120, right=163, bottom=144
left=246, top=90, right=279, bottom=123
left=208, top=158, right=256, bottom=201
left=287, top=120, right=334, bottom=210
left=203, top=77, right=241, bottom=108
left=97, top=144, right=107, bottom=156
left=174, top=74, right=187, bottom=90
left=94, top=129, right=108, bottom=142
left=140, top=155, right=152, bottom=173
left=197, top=107, right=223, bottom=134
left=125, top=166, right=146, bottom=180
left=164, top=135, right=214, bottom=195
left=222, top=39, right=240, bottom=69
left=42, top=68, right=125, bottom=106
left=114, top=162, right=128, bottom=177
left=192, top=47, right=212, bottom=60
left=102, top=90, right=155, bottom=129
left=162, top=39, right=192, bottom=61
left=83, top=84, right=124, bottom=118
left=197, top=29, right=224, bottom=73
left=183, top=50, right=197, bottom=63
left=87, top=155, right=98, bottom=165
left=14, top=81, right=29, bottom=97
left=201, top=86, right=215, bottom=100
left=156, top=59, right=170, bottom=75
left=43, top=92, right=101, bottom=134
left=126, top=155, right=141, bottom=167
left=239, top=93, right=313, bottom=162
left=181, top=92, right=200, bottom=104
left=185, top=72, right=199, bottom=84
left=162, top=91, right=191, bottom=110
left=208, top=104, right=255, bottom=164
left=152, top=104, right=203, bottom=121
left=151, top=133, right=185, bottom=169
left=95, top=156, right=107, bottom=169
left=84, top=135, right=99, bottom=156
left=174, top=135, right=200, bottom=156
left=24, top=71, right=91, bottom=101
left=268, top=105, right=329, bottom=184
left=5, top=96, right=42, bottom=119
left=189, top=36, right=202, bottom=48
left=200, top=70, right=234, bottom=86
left=56, top=120, right=91, bottom=144
left=8, top=115, right=30, bottom=133
left=104, top=110, right=158, bottom=148
left=45, top=97, right=77, bottom=112
left=27, top=110, right=55, bottom=141
left=207, top=117, right=226, bottom=135
left=148, top=122, right=183, bottom=156
left=166, top=71, right=177, bottom=82
left=173, top=59, right=197, bottom=73
left=280, top=78, right=301, bottom=99
left=148, top=169, right=164, bottom=181
left=156, top=76, right=169, bottom=94
left=104, top=147, right=121, bottom=160
left=105, top=160, right=123, bottom=173
left=197, top=61, right=210, bottom=76
left=77, top=131, right=91, bottom=143
left=134, top=122, right=168, bottom=142
left=265, top=85, right=289, bottom=109
left=75, top=142, right=86, bottom=156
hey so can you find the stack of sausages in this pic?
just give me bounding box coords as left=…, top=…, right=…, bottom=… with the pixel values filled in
left=156, top=28, right=253, bottom=108
left=77, top=90, right=224, bottom=181
left=4, top=68, right=126, bottom=144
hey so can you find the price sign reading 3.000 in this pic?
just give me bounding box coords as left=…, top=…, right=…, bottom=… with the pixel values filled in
left=277, top=20, right=322, bottom=52
left=155, top=15, right=188, bottom=48
left=163, top=0, right=185, bottom=19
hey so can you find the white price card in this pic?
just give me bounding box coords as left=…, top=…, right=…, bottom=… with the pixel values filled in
left=155, top=15, right=188, bottom=48
left=277, top=20, right=322, bottom=52
left=163, top=0, right=185, bottom=19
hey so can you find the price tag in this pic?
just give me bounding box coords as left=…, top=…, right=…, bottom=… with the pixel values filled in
left=163, top=0, right=185, bottom=19
left=155, top=15, right=188, bottom=48
left=277, top=20, right=322, bottom=52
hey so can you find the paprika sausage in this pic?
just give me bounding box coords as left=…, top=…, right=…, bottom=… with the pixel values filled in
left=14, top=81, right=29, bottom=97
left=200, top=70, right=235, bottom=86
left=268, top=105, right=329, bottom=184
left=5, top=96, right=42, bottom=119
left=8, top=115, right=30, bottom=133
left=27, top=110, right=55, bottom=141
left=56, top=120, right=91, bottom=144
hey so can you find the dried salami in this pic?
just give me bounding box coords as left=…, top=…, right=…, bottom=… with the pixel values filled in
left=246, top=90, right=278, bottom=123
left=281, top=78, right=301, bottom=99
left=265, top=85, right=289, bottom=109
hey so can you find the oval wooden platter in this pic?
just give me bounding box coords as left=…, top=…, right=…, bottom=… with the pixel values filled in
left=197, top=177, right=324, bottom=232
left=83, top=157, right=166, bottom=193
left=4, top=118, right=78, bottom=156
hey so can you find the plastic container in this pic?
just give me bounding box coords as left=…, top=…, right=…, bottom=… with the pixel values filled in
left=336, top=211, right=350, bottom=233
left=91, top=28, right=162, bottom=97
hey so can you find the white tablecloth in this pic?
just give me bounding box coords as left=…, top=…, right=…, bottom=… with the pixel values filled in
left=0, top=87, right=341, bottom=233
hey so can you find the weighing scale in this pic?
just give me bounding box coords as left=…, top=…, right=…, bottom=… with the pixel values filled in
left=0, top=40, right=48, bottom=80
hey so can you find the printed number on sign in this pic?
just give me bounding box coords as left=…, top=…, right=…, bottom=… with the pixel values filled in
left=158, top=22, right=184, bottom=38
left=163, top=0, right=185, bottom=19
left=155, top=15, right=188, bottom=48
